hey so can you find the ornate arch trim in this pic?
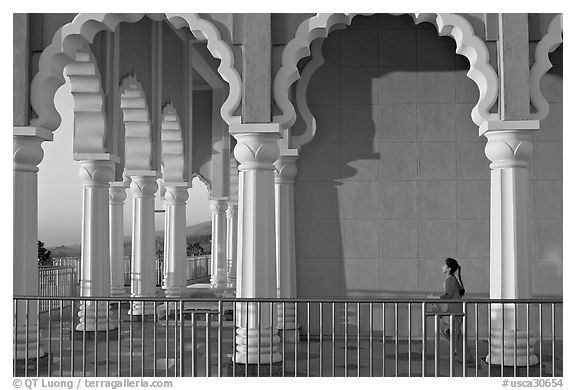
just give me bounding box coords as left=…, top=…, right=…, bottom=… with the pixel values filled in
left=65, top=47, right=108, bottom=155
left=161, top=102, right=186, bottom=182
left=119, top=74, right=152, bottom=171
left=30, top=13, right=241, bottom=135
left=274, top=13, right=499, bottom=134
left=530, top=14, right=563, bottom=121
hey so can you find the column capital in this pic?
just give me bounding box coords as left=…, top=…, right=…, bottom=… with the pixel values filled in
left=13, top=128, right=50, bottom=173
left=274, top=153, right=299, bottom=184
left=78, top=160, right=115, bottom=188
left=164, top=184, right=189, bottom=205
left=484, top=128, right=538, bottom=170
left=230, top=123, right=281, bottom=171
left=109, top=182, right=128, bottom=204
left=226, top=202, right=238, bottom=218
left=210, top=198, right=229, bottom=214
left=130, top=175, right=159, bottom=198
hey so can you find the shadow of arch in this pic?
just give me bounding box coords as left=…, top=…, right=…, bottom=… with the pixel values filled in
left=160, top=102, right=186, bottom=182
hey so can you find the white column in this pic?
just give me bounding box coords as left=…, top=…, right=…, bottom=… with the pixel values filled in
left=13, top=129, right=49, bottom=359
left=231, top=123, right=282, bottom=364
left=210, top=197, right=228, bottom=288
left=109, top=180, right=129, bottom=296
left=160, top=184, right=168, bottom=290
left=226, top=202, right=238, bottom=289
left=76, top=159, right=117, bottom=331
left=482, top=121, right=539, bottom=366
left=128, top=175, right=159, bottom=315
left=274, top=153, right=299, bottom=339
left=164, top=183, right=189, bottom=297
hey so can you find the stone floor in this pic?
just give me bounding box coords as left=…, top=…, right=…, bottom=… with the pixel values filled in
left=15, top=304, right=563, bottom=377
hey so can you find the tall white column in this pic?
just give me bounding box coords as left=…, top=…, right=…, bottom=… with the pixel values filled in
left=160, top=184, right=168, bottom=290
left=482, top=121, right=539, bottom=366
left=109, top=179, right=129, bottom=297
left=164, top=183, right=189, bottom=297
left=76, top=159, right=117, bottom=331
left=210, top=197, right=228, bottom=287
left=226, top=202, right=238, bottom=289
left=128, top=175, right=159, bottom=315
left=13, top=128, right=49, bottom=359
left=274, top=153, right=299, bottom=339
left=231, top=123, right=282, bottom=364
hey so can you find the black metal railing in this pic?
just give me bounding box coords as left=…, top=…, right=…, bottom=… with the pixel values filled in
left=38, top=267, right=77, bottom=312
left=12, top=297, right=562, bottom=377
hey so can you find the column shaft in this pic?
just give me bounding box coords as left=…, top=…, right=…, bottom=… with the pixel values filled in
left=210, top=198, right=228, bottom=287
left=129, top=175, right=159, bottom=315
left=483, top=124, right=539, bottom=366
left=109, top=182, right=128, bottom=296
left=77, top=160, right=116, bottom=331
left=231, top=124, right=282, bottom=364
left=226, top=202, right=238, bottom=289
left=164, top=184, right=189, bottom=297
left=13, top=131, right=47, bottom=359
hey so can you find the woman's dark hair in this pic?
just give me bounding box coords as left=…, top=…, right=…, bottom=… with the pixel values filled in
left=445, top=257, right=465, bottom=296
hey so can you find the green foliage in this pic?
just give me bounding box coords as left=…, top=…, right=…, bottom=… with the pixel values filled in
left=38, top=240, right=52, bottom=266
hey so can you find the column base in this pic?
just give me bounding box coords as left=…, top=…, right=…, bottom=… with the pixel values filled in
left=483, top=357, right=543, bottom=376
left=165, top=286, right=187, bottom=298
left=227, top=361, right=284, bottom=377
left=235, top=327, right=282, bottom=364
left=128, top=300, right=156, bottom=316
left=76, top=302, right=118, bottom=331
left=14, top=324, right=46, bottom=360
left=485, top=328, right=539, bottom=366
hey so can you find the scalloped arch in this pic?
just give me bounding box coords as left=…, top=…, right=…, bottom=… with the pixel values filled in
left=161, top=102, right=186, bottom=182
left=530, top=14, right=563, bottom=121
left=274, top=13, right=499, bottom=133
left=119, top=75, right=152, bottom=171
left=30, top=13, right=241, bottom=134
left=64, top=47, right=108, bottom=155
left=191, top=172, right=212, bottom=192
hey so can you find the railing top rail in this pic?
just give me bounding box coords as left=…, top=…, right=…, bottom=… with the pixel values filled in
left=38, top=266, right=76, bottom=271
left=12, top=296, right=563, bottom=304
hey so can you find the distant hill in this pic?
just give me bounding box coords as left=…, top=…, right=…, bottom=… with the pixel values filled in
left=49, top=220, right=212, bottom=258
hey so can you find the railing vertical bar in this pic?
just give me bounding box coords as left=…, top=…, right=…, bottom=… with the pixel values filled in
left=474, top=303, right=478, bottom=377
left=551, top=303, right=556, bottom=376
left=408, top=302, right=411, bottom=377
left=357, top=302, right=361, bottom=378
left=153, top=301, right=157, bottom=377
left=232, top=302, right=236, bottom=377
left=142, top=301, right=146, bottom=377
left=269, top=301, right=273, bottom=377
left=173, top=302, right=177, bottom=377
left=344, top=302, right=348, bottom=378
left=206, top=310, right=211, bottom=377
left=218, top=300, right=223, bottom=377
left=332, top=302, right=335, bottom=377
left=257, top=301, right=261, bottom=377
left=71, top=300, right=75, bottom=377
left=82, top=299, right=86, bottom=377
left=282, top=302, right=285, bottom=378
left=501, top=302, right=504, bottom=377
left=307, top=301, right=310, bottom=377
left=94, top=302, right=98, bottom=376
left=382, top=302, right=385, bottom=378
left=421, top=302, right=426, bottom=378
left=294, top=301, right=297, bottom=377
left=48, top=298, right=52, bottom=376
left=369, top=302, right=373, bottom=377
left=36, top=299, right=40, bottom=376
left=180, top=301, right=185, bottom=377
left=129, top=300, right=133, bottom=377
left=449, top=315, right=454, bottom=377
left=164, top=300, right=168, bottom=377
left=13, top=299, right=17, bottom=377
left=60, top=300, right=64, bottom=377
left=191, top=312, right=196, bottom=377
left=394, top=302, right=398, bottom=377
left=514, top=303, right=517, bottom=377
left=434, top=315, right=438, bottom=378
left=463, top=303, right=468, bottom=378
left=106, top=301, right=110, bottom=377
left=245, top=302, right=248, bottom=378
left=488, top=302, right=492, bottom=377
left=539, top=303, right=542, bottom=377
left=320, top=302, right=324, bottom=378
left=25, top=299, right=29, bottom=377
left=117, top=300, right=121, bottom=377
left=526, top=303, right=530, bottom=377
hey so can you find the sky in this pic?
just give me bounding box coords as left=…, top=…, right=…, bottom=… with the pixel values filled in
left=37, top=79, right=211, bottom=247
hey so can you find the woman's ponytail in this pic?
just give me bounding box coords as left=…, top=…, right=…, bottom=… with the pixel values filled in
left=457, top=265, right=465, bottom=296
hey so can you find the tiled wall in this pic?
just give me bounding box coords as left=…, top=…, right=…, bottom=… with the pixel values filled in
left=294, top=14, right=562, bottom=299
